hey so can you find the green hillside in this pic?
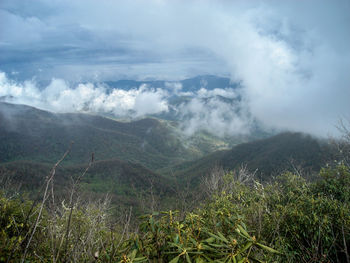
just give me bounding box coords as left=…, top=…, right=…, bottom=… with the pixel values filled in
left=0, top=102, right=267, bottom=213
left=0, top=102, right=199, bottom=170
left=169, top=132, right=335, bottom=186
left=0, top=102, right=249, bottom=170
left=0, top=102, right=337, bottom=202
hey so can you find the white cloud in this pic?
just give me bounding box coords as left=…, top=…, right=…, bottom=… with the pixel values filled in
left=0, top=71, right=252, bottom=136
left=1, top=0, right=349, bottom=136
left=178, top=90, right=251, bottom=137
left=0, top=72, right=169, bottom=117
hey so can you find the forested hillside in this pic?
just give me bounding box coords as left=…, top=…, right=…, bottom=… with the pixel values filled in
left=0, top=102, right=198, bottom=169
left=167, top=132, right=335, bottom=185
left=0, top=102, right=337, bottom=211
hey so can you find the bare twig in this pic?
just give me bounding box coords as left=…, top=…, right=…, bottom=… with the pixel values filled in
left=112, top=206, right=133, bottom=260
left=20, top=144, right=72, bottom=263
left=62, top=153, right=94, bottom=261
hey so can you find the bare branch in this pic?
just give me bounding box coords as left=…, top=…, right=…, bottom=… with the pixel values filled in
left=20, top=143, right=72, bottom=263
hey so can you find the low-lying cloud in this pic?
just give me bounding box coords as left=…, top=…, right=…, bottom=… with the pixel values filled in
left=1, top=0, right=349, bottom=136
left=177, top=91, right=251, bottom=137
left=0, top=72, right=168, bottom=117
left=0, top=72, right=252, bottom=136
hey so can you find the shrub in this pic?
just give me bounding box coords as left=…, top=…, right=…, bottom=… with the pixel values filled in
left=116, top=193, right=280, bottom=263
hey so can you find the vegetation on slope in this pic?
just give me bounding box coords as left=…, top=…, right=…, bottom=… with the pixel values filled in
left=0, top=102, right=247, bottom=171
left=1, top=162, right=350, bottom=262
left=0, top=102, right=197, bottom=169
left=169, top=132, right=335, bottom=186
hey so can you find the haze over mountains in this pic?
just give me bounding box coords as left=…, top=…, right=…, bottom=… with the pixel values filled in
left=1, top=69, right=348, bottom=138
left=0, top=100, right=232, bottom=168
left=0, top=72, right=340, bottom=209
left=0, top=100, right=336, bottom=210
left=0, top=73, right=252, bottom=136
left=0, top=65, right=343, bottom=212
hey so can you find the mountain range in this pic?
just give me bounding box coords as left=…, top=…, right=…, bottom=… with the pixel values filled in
left=0, top=100, right=336, bottom=211
left=104, top=75, right=238, bottom=92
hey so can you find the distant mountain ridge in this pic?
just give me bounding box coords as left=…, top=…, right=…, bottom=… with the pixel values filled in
left=104, top=75, right=238, bottom=92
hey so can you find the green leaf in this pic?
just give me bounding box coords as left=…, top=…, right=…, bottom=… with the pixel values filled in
left=247, top=256, right=266, bottom=263
left=129, top=249, right=137, bottom=260
left=237, top=258, right=247, bottom=263
left=236, top=225, right=250, bottom=239
left=174, top=234, right=180, bottom=244
left=204, top=237, right=215, bottom=243
left=134, top=257, right=148, bottom=262
left=240, top=242, right=253, bottom=253
left=208, top=232, right=229, bottom=244
left=195, top=256, right=205, bottom=263
left=256, top=243, right=282, bottom=254
left=169, top=256, right=180, bottom=263
left=217, top=232, right=229, bottom=243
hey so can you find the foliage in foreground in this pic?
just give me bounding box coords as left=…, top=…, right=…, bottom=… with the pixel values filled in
left=118, top=205, right=280, bottom=262
left=208, top=164, right=350, bottom=262
left=0, top=164, right=350, bottom=262
left=0, top=191, right=279, bottom=262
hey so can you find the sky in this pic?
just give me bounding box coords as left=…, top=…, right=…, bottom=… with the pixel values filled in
left=0, top=0, right=350, bottom=137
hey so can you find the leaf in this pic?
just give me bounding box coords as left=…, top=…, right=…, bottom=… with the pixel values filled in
left=217, top=232, right=229, bottom=243
left=237, top=225, right=250, bottom=239
left=256, top=243, right=282, bottom=254
left=240, top=242, right=253, bottom=253
left=247, top=256, right=266, bottom=263
left=174, top=234, right=180, bottom=244
left=237, top=258, right=247, bottom=263
left=129, top=249, right=137, bottom=260
left=134, top=257, right=148, bottom=262
left=208, top=243, right=228, bottom=248
left=204, top=237, right=215, bottom=243
left=169, top=256, right=180, bottom=263
left=208, top=232, right=229, bottom=244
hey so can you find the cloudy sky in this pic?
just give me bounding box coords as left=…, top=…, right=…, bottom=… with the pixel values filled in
left=0, top=0, right=349, bottom=137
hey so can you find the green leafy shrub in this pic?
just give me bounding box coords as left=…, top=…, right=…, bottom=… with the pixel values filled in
left=1, top=164, right=350, bottom=262
left=0, top=192, right=36, bottom=262
left=116, top=194, right=280, bottom=263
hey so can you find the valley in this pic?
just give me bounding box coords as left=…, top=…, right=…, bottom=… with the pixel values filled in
left=0, top=101, right=336, bottom=212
